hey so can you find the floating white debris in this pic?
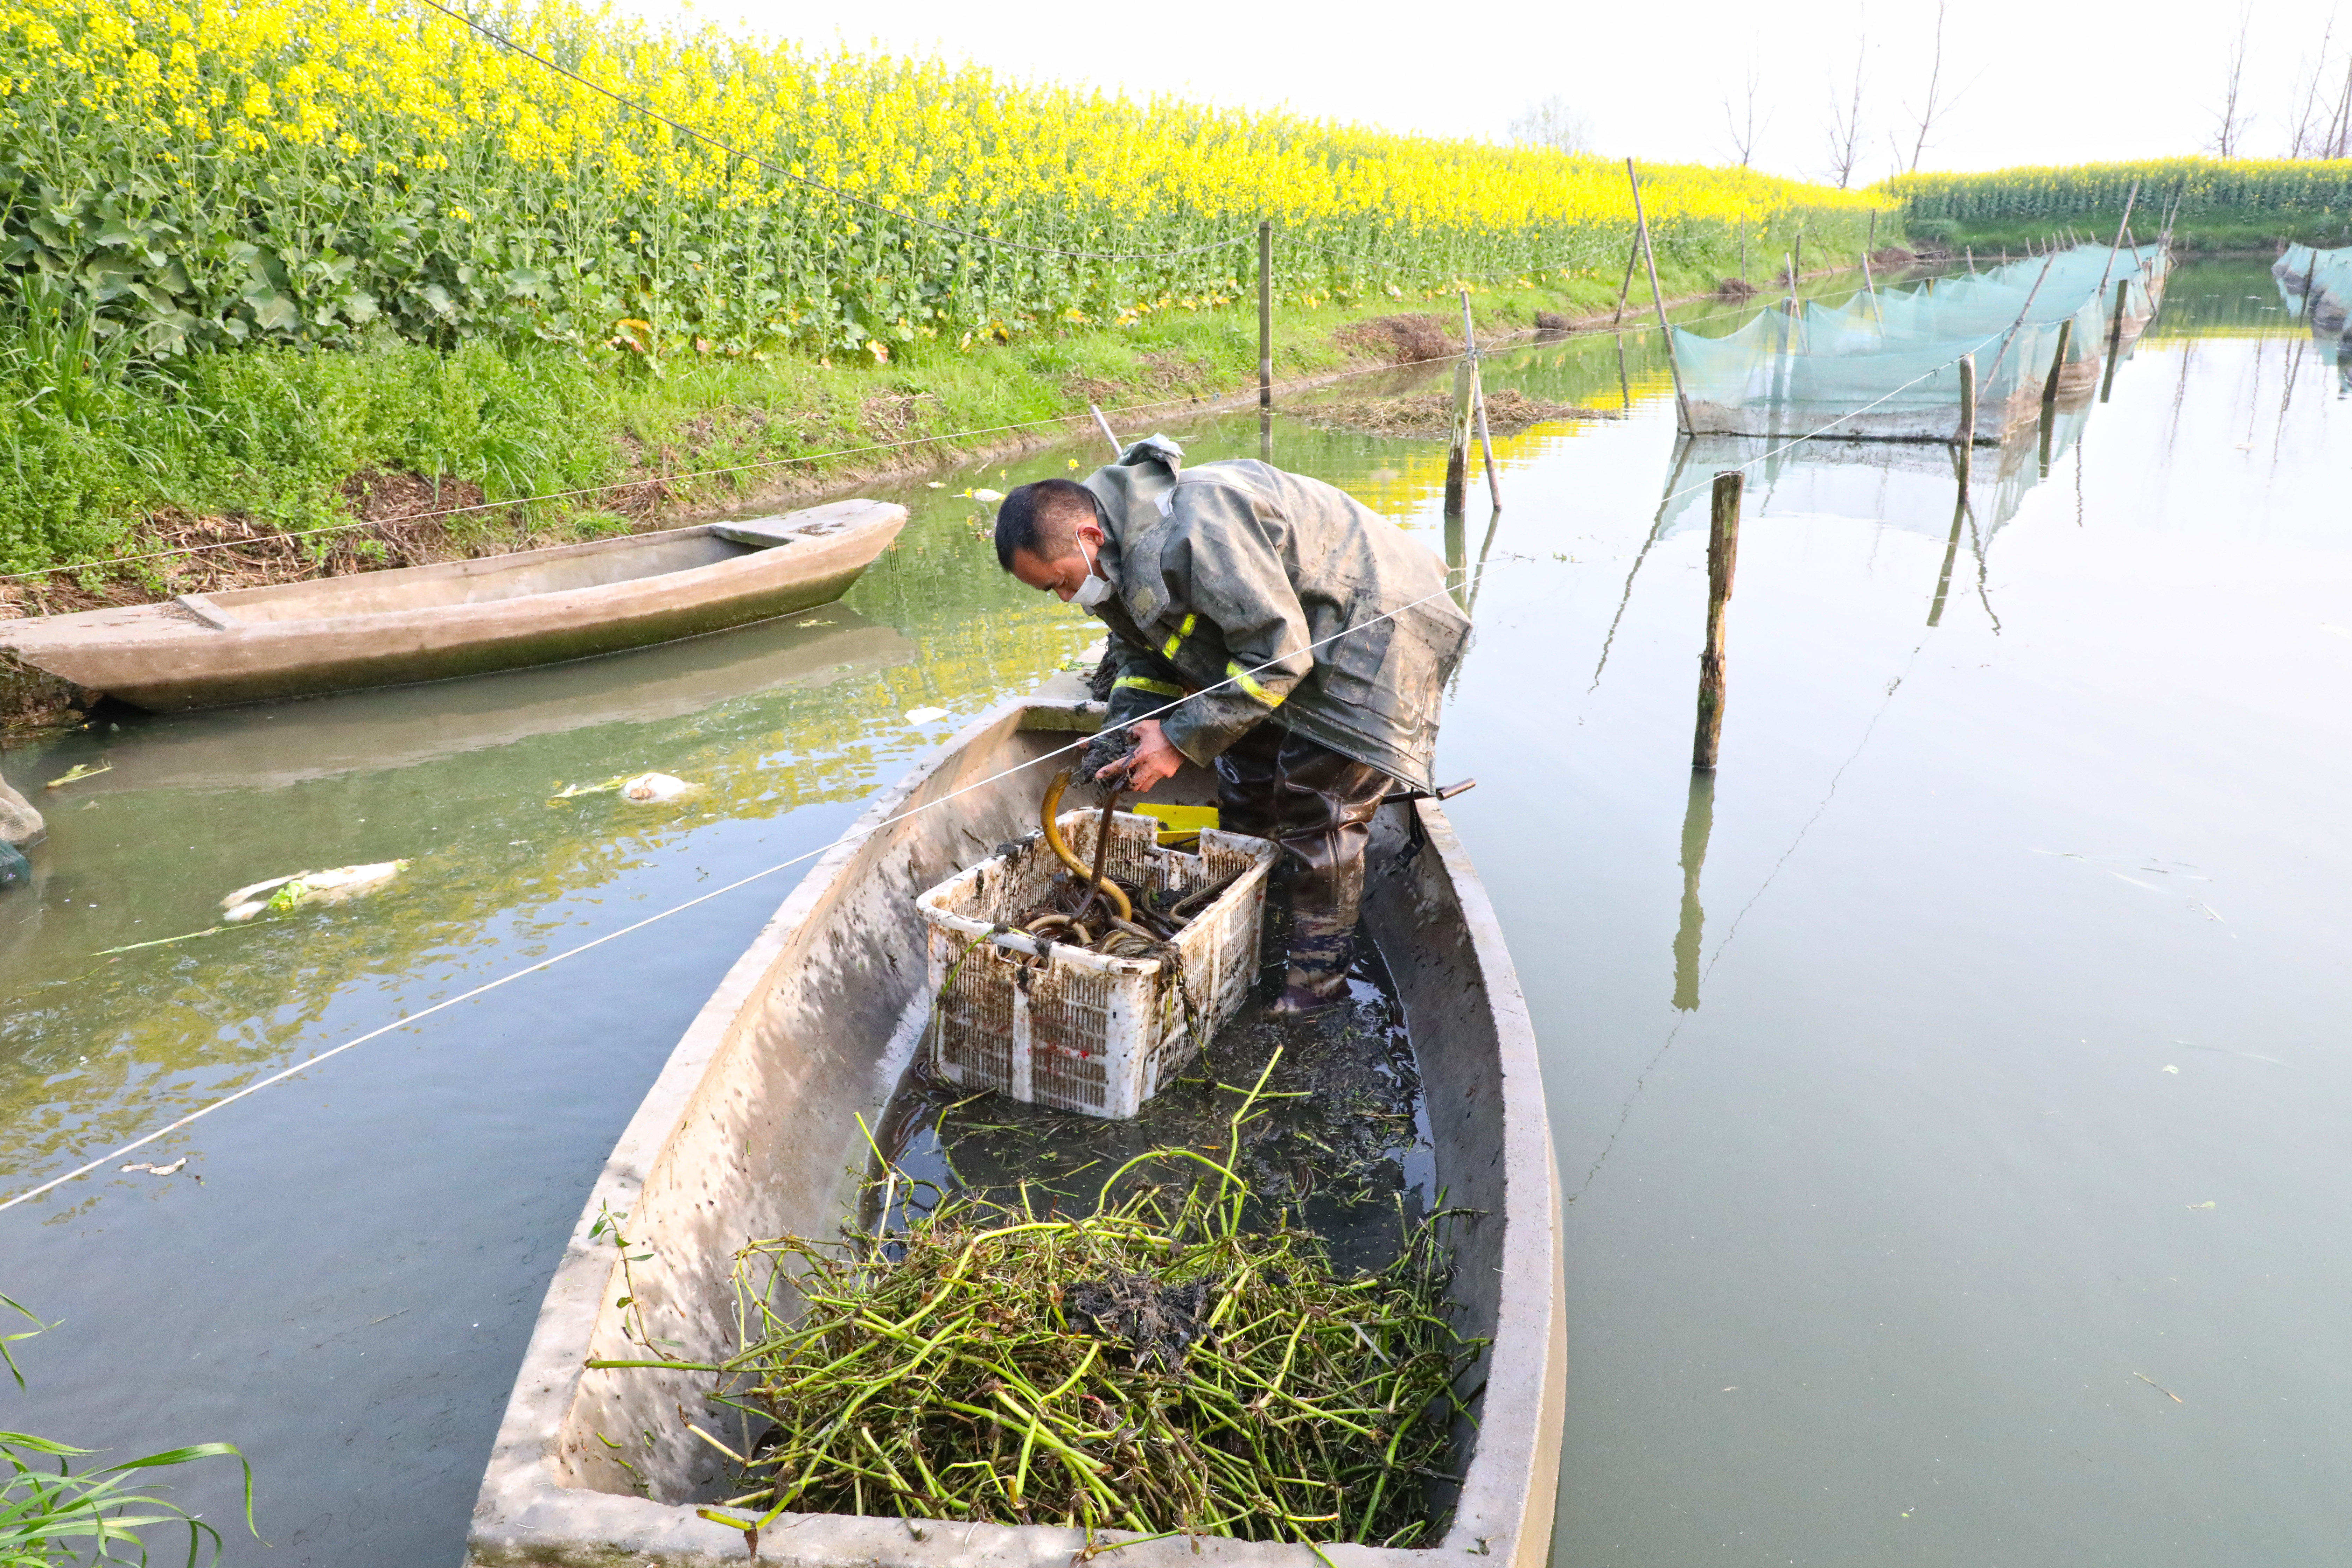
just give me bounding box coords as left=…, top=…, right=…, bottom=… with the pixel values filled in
left=969, top=488, right=1004, bottom=502
left=904, top=707, right=951, bottom=725
left=120, top=1158, right=187, bottom=1176
left=221, top=861, right=407, bottom=921
left=621, top=772, right=693, bottom=803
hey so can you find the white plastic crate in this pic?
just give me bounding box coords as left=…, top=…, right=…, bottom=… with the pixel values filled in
left=918, top=810, right=1278, bottom=1119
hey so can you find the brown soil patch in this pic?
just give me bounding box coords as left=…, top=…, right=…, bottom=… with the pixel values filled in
left=1872, top=245, right=1923, bottom=266
left=1335, top=314, right=1457, bottom=365
left=1297, top=387, right=1617, bottom=439
left=861, top=391, right=939, bottom=441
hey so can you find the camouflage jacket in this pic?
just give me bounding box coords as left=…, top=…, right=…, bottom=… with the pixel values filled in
left=1078, top=437, right=1469, bottom=791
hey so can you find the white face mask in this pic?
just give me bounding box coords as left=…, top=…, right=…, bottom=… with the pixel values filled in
left=1072, top=537, right=1112, bottom=610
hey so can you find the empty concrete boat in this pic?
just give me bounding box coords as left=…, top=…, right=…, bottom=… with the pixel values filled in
left=468, top=693, right=1564, bottom=1568
left=0, top=500, right=905, bottom=712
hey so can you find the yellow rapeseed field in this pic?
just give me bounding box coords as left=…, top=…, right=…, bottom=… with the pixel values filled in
left=0, top=0, right=1888, bottom=359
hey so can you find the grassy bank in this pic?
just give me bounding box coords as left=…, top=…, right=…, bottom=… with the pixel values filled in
left=1890, top=156, right=2352, bottom=253
left=2, top=236, right=1871, bottom=608
left=0, top=0, right=1893, bottom=590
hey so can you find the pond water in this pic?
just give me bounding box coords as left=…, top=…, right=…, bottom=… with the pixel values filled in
left=2, top=257, right=2345, bottom=1567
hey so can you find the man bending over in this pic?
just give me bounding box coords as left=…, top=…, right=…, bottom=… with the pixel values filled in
left=994, top=436, right=1469, bottom=1015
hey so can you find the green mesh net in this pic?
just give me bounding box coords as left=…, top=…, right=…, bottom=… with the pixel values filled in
left=1672, top=245, right=2167, bottom=441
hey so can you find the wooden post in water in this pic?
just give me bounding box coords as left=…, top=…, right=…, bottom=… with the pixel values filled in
left=1955, top=352, right=1977, bottom=481
left=1792, top=232, right=1804, bottom=289
left=1692, top=471, right=1741, bottom=771
left=1928, top=455, right=1968, bottom=628
left=1626, top=157, right=1692, bottom=430
left=2040, top=317, right=2073, bottom=414
left=1613, top=232, right=1642, bottom=326
left=1460, top=289, right=1502, bottom=510
left=1671, top=769, right=1715, bottom=1011
left=1443, top=357, right=1475, bottom=515
left=1257, top=219, right=1272, bottom=409
left=2038, top=316, right=2072, bottom=475
left=2101, top=278, right=2128, bottom=402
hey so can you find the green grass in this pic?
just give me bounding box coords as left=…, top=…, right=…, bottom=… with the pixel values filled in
left=0, top=234, right=1848, bottom=583
left=1906, top=210, right=2348, bottom=255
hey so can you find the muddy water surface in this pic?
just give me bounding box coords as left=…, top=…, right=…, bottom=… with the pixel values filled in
left=2, top=259, right=2346, bottom=1566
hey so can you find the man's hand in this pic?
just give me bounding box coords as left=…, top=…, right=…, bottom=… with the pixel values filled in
left=1099, top=719, right=1182, bottom=792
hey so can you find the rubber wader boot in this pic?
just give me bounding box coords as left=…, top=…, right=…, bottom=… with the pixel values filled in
left=1212, top=726, right=1391, bottom=1015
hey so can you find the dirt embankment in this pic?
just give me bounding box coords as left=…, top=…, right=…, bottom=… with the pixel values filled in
left=1297, top=387, right=1618, bottom=439
left=0, top=283, right=1736, bottom=641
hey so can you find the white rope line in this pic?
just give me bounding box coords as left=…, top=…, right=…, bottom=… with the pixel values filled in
left=0, top=285, right=2132, bottom=1215
left=0, top=563, right=1488, bottom=1216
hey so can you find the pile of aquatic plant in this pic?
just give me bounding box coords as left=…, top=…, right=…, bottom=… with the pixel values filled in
left=685, top=1070, right=1479, bottom=1548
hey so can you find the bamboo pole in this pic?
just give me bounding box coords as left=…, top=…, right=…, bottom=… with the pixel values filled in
left=1088, top=403, right=1121, bottom=458
left=1257, top=220, right=1272, bottom=409
left=1979, top=248, right=2058, bottom=412
left=1625, top=157, right=1690, bottom=430
left=2091, top=180, right=2143, bottom=310
left=1692, top=471, right=1742, bottom=771
left=1460, top=289, right=1502, bottom=510
left=1613, top=232, right=1642, bottom=326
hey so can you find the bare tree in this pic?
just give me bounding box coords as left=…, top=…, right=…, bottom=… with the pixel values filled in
left=2287, top=18, right=2335, bottom=157
left=2210, top=13, right=2253, bottom=157
left=2327, top=56, right=2352, bottom=157
left=1826, top=37, right=1867, bottom=187
left=1899, top=0, right=1950, bottom=172
left=1507, top=95, right=1592, bottom=155
left=1723, top=72, right=1764, bottom=168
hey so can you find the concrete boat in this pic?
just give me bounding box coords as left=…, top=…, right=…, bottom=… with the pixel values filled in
left=0, top=500, right=905, bottom=712
left=468, top=694, right=1565, bottom=1568
left=56, top=610, right=912, bottom=796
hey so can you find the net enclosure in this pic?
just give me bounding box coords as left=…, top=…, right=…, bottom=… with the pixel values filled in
left=2275, top=244, right=2352, bottom=333
left=1672, top=244, right=2169, bottom=443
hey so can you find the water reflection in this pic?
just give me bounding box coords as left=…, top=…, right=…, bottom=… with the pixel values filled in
left=1671, top=771, right=1714, bottom=1011
left=5, top=258, right=2347, bottom=1568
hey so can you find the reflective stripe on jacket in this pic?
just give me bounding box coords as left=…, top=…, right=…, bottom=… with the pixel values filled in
left=1079, top=436, right=1469, bottom=791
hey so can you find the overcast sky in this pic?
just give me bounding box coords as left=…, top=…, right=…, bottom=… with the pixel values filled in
left=620, top=0, right=2345, bottom=179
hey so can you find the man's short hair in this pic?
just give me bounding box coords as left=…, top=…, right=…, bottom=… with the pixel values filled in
left=994, top=479, right=1098, bottom=572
